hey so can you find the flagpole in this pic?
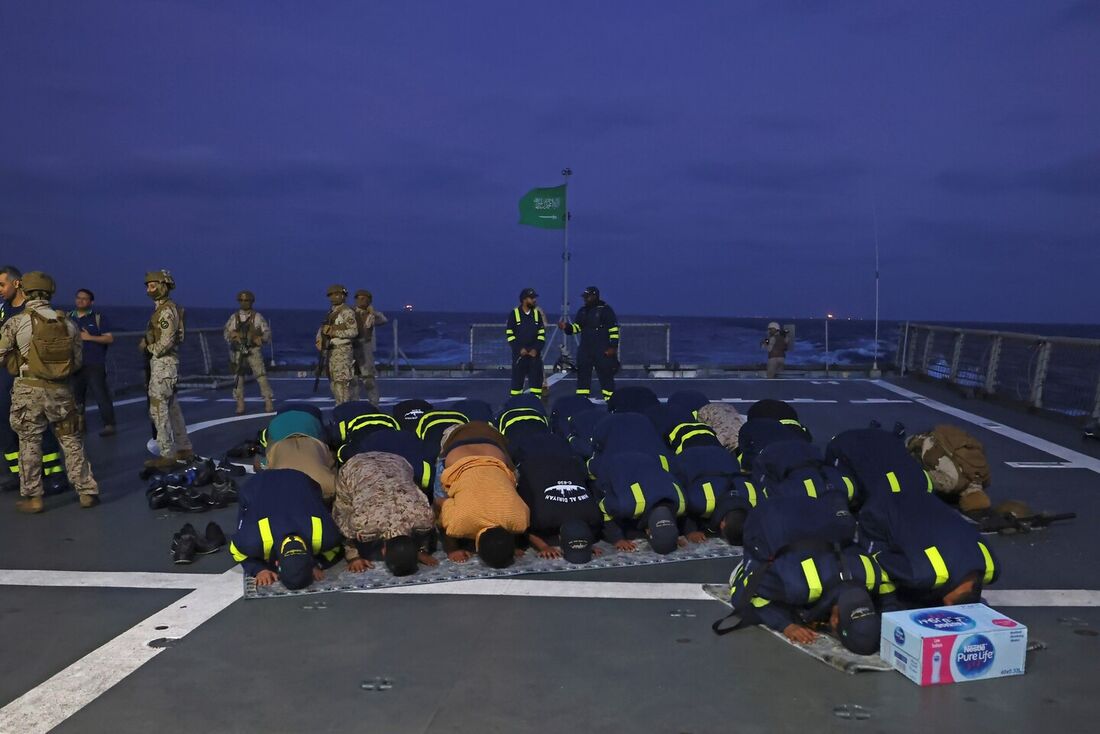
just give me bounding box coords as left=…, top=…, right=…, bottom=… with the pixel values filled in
left=560, top=167, right=572, bottom=360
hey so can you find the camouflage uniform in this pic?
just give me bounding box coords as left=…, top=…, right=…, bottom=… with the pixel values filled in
left=317, top=286, right=359, bottom=406
left=907, top=430, right=992, bottom=513
left=0, top=289, right=98, bottom=503
left=697, top=402, right=747, bottom=452
left=331, top=451, right=434, bottom=560
left=145, top=274, right=192, bottom=459
left=353, top=293, right=388, bottom=405
left=223, top=295, right=274, bottom=412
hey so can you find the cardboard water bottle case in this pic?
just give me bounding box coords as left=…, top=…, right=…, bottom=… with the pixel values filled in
left=879, top=603, right=1027, bottom=686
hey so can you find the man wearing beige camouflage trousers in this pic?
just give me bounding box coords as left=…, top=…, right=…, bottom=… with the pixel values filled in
left=316, top=284, right=359, bottom=406
left=143, top=270, right=193, bottom=470
left=224, top=290, right=274, bottom=415
left=0, top=271, right=98, bottom=513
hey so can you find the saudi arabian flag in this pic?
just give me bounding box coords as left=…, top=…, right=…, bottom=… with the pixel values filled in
left=518, top=185, right=567, bottom=229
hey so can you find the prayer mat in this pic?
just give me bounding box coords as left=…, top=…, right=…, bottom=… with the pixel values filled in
left=244, top=537, right=741, bottom=599
left=702, top=583, right=893, bottom=673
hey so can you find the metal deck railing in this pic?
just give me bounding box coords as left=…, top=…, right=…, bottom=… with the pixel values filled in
left=897, top=322, right=1100, bottom=419
left=468, top=323, right=672, bottom=369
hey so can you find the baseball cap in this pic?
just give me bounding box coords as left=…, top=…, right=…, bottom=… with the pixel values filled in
left=646, top=505, right=679, bottom=555
left=519, top=287, right=538, bottom=300
left=581, top=286, right=600, bottom=298
left=383, top=535, right=420, bottom=577
left=559, top=519, right=594, bottom=564
left=276, top=535, right=314, bottom=590
left=836, top=586, right=881, bottom=655
left=768, top=322, right=780, bottom=331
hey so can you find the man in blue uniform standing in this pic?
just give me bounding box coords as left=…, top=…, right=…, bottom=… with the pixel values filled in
left=70, top=288, right=116, bottom=436
left=505, top=288, right=547, bottom=398
left=229, top=469, right=344, bottom=589
left=558, top=286, right=619, bottom=401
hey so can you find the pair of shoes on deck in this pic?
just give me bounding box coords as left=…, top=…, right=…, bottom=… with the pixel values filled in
left=172, top=522, right=226, bottom=564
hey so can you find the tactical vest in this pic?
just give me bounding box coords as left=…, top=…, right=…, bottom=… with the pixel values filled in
left=232, top=312, right=257, bottom=346
left=147, top=301, right=185, bottom=350
left=20, top=310, right=76, bottom=381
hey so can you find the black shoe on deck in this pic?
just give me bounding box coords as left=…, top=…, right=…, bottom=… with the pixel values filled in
left=171, top=532, right=197, bottom=564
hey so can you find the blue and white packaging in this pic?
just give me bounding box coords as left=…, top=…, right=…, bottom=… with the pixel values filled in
left=879, top=604, right=1027, bottom=686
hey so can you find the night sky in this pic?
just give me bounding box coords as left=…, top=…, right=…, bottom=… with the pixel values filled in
left=1, top=1, right=1097, bottom=321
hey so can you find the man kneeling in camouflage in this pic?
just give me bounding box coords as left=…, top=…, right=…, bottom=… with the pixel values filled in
left=332, top=449, right=439, bottom=576
left=0, top=272, right=98, bottom=513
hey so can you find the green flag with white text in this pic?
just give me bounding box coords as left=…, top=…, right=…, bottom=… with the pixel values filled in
left=518, top=185, right=567, bottom=229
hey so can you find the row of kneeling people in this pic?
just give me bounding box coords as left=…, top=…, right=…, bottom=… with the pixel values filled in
left=230, top=385, right=1000, bottom=639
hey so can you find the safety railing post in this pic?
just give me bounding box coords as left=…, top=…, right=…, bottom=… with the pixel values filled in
left=1092, top=365, right=1100, bottom=421
left=1030, top=341, right=1052, bottom=409
left=665, top=324, right=671, bottom=367
left=949, top=332, right=964, bottom=383
left=199, top=332, right=212, bottom=375
left=984, top=336, right=1002, bottom=395
left=469, top=325, right=475, bottom=367
left=899, top=322, right=910, bottom=376
left=921, top=329, right=934, bottom=374
left=392, top=320, right=399, bottom=372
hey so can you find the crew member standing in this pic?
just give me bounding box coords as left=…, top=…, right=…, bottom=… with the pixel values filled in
left=69, top=288, right=116, bottom=437
left=0, top=272, right=99, bottom=513
left=353, top=289, right=387, bottom=405
left=558, top=286, right=619, bottom=401
left=762, top=322, right=790, bottom=379
left=143, top=270, right=193, bottom=470
left=316, top=284, right=359, bottom=406
left=224, top=290, right=274, bottom=415
left=506, top=288, right=546, bottom=398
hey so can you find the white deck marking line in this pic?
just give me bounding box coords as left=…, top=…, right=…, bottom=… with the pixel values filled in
left=873, top=380, right=1100, bottom=475
left=0, top=568, right=242, bottom=734
left=185, top=413, right=274, bottom=433
left=1005, top=462, right=1080, bottom=469
left=849, top=398, right=912, bottom=404
left=0, top=570, right=209, bottom=589
left=1, top=569, right=1098, bottom=607
left=356, top=579, right=1100, bottom=606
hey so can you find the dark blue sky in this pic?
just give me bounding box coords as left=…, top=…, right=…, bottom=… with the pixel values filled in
left=1, top=1, right=1097, bottom=321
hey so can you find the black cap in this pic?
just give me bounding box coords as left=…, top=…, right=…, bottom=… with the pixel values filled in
left=581, top=286, right=600, bottom=298
left=477, top=527, right=515, bottom=569
left=836, top=586, right=881, bottom=656
left=277, top=536, right=314, bottom=590
left=519, top=287, right=538, bottom=300
left=647, top=505, right=679, bottom=555
left=559, top=519, right=594, bottom=564
left=384, top=535, right=420, bottom=577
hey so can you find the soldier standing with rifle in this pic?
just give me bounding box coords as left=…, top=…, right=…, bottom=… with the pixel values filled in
left=223, top=290, right=274, bottom=415
left=315, top=284, right=359, bottom=406
left=142, top=270, right=193, bottom=470
left=353, top=289, right=387, bottom=405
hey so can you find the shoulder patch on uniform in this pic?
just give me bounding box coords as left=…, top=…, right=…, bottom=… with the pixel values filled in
left=159, top=318, right=170, bottom=329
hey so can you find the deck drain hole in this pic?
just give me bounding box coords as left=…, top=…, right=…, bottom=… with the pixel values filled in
left=833, top=704, right=871, bottom=720
left=360, top=677, right=394, bottom=691
left=154, top=625, right=169, bottom=630
left=675, top=638, right=692, bottom=644
left=1073, top=629, right=1099, bottom=637
left=147, top=638, right=181, bottom=649
left=963, top=697, right=978, bottom=703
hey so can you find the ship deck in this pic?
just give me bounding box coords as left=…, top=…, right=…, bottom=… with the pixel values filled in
left=1, top=375, right=1097, bottom=733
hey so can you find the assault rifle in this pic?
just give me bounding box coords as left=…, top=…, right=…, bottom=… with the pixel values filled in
left=979, top=511, right=1076, bottom=535
left=313, top=332, right=331, bottom=394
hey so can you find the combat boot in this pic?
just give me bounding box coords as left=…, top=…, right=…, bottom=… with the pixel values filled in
left=16, top=496, right=44, bottom=514
left=235, top=397, right=245, bottom=415
left=264, top=397, right=274, bottom=413
left=144, top=455, right=179, bottom=471
left=79, top=494, right=100, bottom=509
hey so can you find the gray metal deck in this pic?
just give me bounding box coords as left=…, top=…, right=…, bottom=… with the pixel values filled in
left=1, top=375, right=1097, bottom=733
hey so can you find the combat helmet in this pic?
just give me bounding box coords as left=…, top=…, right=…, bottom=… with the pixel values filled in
left=20, top=271, right=55, bottom=297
